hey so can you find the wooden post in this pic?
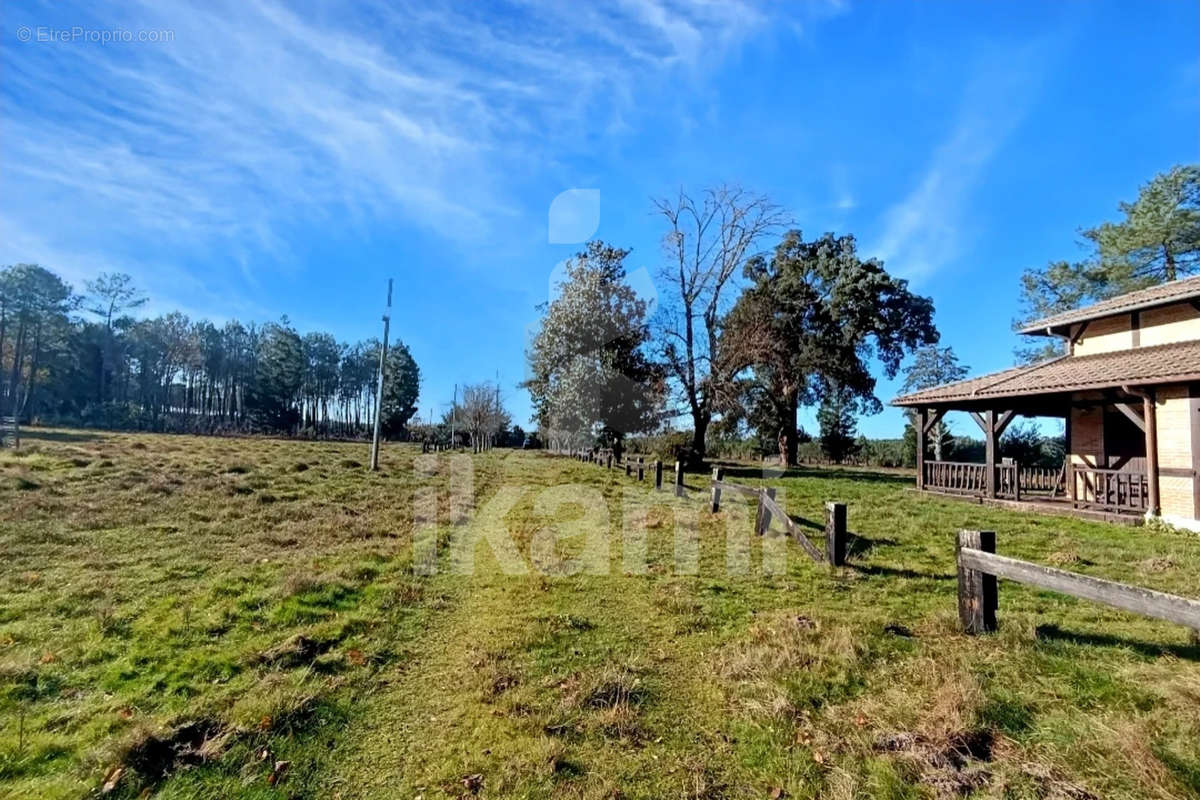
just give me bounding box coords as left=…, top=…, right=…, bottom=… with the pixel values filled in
left=1013, top=461, right=1021, bottom=502
left=755, top=487, right=776, bottom=535
left=654, top=460, right=663, bottom=490
left=957, top=530, right=997, bottom=634
left=674, top=460, right=683, bottom=497
left=984, top=409, right=997, bottom=499
left=825, top=502, right=847, bottom=566
left=1144, top=389, right=1160, bottom=517
left=637, top=458, right=645, bottom=481
left=369, top=278, right=393, bottom=471
left=710, top=466, right=724, bottom=512
left=607, top=452, right=613, bottom=470
left=625, top=460, right=632, bottom=477
left=916, top=407, right=927, bottom=491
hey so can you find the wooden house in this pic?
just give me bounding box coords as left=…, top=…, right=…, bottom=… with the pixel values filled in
left=894, top=276, right=1200, bottom=527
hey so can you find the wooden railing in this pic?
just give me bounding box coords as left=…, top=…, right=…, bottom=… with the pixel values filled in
left=923, top=461, right=988, bottom=494
left=1071, top=466, right=1148, bottom=513
left=1020, top=464, right=1065, bottom=495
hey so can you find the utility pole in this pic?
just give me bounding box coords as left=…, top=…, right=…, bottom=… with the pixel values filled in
left=451, top=383, right=457, bottom=449
left=369, top=278, right=393, bottom=471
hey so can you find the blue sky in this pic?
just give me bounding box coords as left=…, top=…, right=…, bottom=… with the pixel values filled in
left=2, top=0, right=1197, bottom=437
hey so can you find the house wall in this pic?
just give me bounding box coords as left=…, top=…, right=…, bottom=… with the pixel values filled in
left=1157, top=383, right=1197, bottom=524
left=1071, top=301, right=1200, bottom=356
left=1073, top=315, right=1132, bottom=356
left=1140, top=304, right=1200, bottom=348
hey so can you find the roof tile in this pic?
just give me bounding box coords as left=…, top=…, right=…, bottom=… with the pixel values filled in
left=893, top=339, right=1200, bottom=406
left=1018, top=275, right=1200, bottom=334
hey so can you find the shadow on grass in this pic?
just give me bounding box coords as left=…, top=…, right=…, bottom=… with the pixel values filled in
left=847, top=533, right=899, bottom=559
left=847, top=563, right=956, bottom=581
left=1036, top=623, right=1200, bottom=662
left=17, top=429, right=106, bottom=443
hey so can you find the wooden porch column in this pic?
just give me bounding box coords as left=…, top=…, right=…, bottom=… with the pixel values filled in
left=916, top=407, right=927, bottom=491
left=984, top=409, right=997, bottom=499
left=1144, top=390, right=1160, bottom=516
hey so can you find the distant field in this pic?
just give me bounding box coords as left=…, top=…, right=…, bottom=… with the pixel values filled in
left=1, top=429, right=1198, bottom=799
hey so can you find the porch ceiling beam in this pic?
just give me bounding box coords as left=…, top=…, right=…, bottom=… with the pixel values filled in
left=994, top=410, right=1017, bottom=438
left=969, top=409, right=1016, bottom=437
left=922, top=408, right=946, bottom=435
left=1112, top=401, right=1146, bottom=432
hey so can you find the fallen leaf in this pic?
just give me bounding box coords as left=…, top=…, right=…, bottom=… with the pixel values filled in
left=40, top=651, right=55, bottom=664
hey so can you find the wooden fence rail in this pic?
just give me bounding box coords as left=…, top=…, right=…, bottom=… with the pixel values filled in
left=956, top=529, right=1200, bottom=634
left=710, top=473, right=846, bottom=566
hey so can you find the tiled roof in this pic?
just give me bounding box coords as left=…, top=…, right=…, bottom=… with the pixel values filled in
left=1018, top=275, right=1200, bottom=334
left=893, top=339, right=1200, bottom=406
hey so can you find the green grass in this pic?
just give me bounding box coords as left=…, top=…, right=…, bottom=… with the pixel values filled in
left=1, top=429, right=1198, bottom=799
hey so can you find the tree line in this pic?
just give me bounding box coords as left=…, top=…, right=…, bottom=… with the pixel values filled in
left=0, top=266, right=420, bottom=437
left=526, top=165, right=1199, bottom=466
left=524, top=188, right=938, bottom=465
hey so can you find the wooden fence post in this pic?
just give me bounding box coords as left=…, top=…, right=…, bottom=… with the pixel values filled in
left=674, top=461, right=683, bottom=497
left=625, top=460, right=632, bottom=477
left=957, top=530, right=997, bottom=634
left=607, top=453, right=613, bottom=470
left=755, top=487, right=776, bottom=535
left=637, top=458, right=645, bottom=481
left=710, top=467, right=724, bottom=512
left=654, top=460, right=663, bottom=490
left=825, top=502, right=847, bottom=566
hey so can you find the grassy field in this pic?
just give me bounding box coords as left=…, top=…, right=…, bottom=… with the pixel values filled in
left=1, top=429, right=1198, bottom=799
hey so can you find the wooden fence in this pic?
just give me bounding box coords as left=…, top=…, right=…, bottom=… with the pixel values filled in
left=565, top=448, right=685, bottom=496
left=956, top=530, right=1200, bottom=635
left=710, top=467, right=847, bottom=566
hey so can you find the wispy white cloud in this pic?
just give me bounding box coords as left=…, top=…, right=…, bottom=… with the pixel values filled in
left=1, top=0, right=788, bottom=315
left=871, top=45, right=1047, bottom=282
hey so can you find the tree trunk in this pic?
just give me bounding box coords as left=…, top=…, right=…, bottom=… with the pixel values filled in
left=690, top=410, right=709, bottom=467
left=776, top=391, right=799, bottom=466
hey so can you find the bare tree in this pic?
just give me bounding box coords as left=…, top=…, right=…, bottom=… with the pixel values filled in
left=654, top=185, right=789, bottom=464
left=459, top=380, right=510, bottom=452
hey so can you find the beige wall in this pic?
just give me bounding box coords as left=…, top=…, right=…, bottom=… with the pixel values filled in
left=1073, top=315, right=1133, bottom=355
left=1156, top=384, right=1195, bottom=519
left=1140, top=304, right=1200, bottom=348
left=1072, top=301, right=1200, bottom=356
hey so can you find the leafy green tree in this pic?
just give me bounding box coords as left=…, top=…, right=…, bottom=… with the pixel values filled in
left=817, top=387, right=861, bottom=463
left=1015, top=164, right=1200, bottom=362
left=1085, top=164, right=1200, bottom=283
left=1, top=264, right=75, bottom=418
left=247, top=318, right=305, bottom=432
left=84, top=273, right=147, bottom=402
left=901, top=345, right=968, bottom=460
left=524, top=241, right=663, bottom=451
left=378, top=341, right=419, bottom=438
left=720, top=231, right=937, bottom=465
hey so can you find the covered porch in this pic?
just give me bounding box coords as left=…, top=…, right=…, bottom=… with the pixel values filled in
left=914, top=391, right=1156, bottom=518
